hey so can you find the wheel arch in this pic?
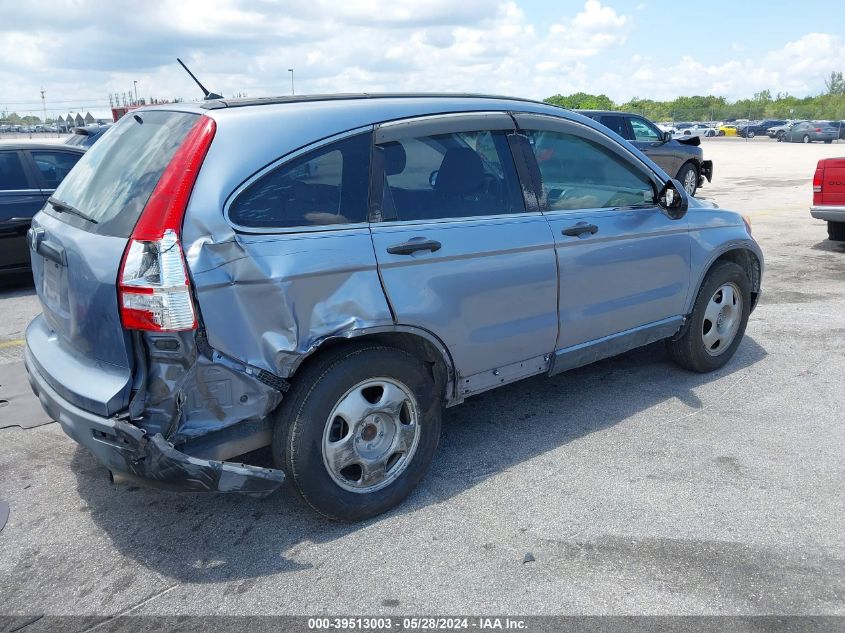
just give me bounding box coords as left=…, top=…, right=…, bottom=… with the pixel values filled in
left=286, top=325, right=458, bottom=406
left=691, top=245, right=763, bottom=315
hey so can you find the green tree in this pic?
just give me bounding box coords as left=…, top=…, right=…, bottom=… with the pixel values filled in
left=825, top=71, right=845, bottom=95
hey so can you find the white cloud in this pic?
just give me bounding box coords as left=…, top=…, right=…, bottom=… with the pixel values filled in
left=0, top=3, right=843, bottom=119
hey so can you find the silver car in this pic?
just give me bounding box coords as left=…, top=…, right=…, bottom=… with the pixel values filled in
left=779, top=120, right=838, bottom=143
left=24, top=94, right=763, bottom=520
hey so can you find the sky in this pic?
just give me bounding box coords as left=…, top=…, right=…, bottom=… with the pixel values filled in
left=1, top=0, right=844, bottom=118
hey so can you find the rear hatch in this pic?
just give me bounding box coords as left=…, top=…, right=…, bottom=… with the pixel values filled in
left=815, top=158, right=845, bottom=207
left=28, top=110, right=202, bottom=416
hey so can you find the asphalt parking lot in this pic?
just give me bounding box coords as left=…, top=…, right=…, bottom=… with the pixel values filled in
left=0, top=137, right=843, bottom=619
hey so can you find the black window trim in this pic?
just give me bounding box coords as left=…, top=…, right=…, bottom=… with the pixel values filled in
left=510, top=112, right=665, bottom=216
left=223, top=125, right=375, bottom=235
left=369, top=111, right=535, bottom=226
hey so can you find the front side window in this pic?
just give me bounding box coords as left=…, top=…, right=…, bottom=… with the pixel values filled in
left=524, top=130, right=655, bottom=210
left=229, top=132, right=371, bottom=229
left=629, top=117, right=662, bottom=142
left=31, top=150, right=82, bottom=189
left=375, top=129, right=523, bottom=222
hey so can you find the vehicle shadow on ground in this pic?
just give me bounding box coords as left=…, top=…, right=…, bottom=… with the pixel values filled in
left=71, top=336, right=767, bottom=583
left=811, top=239, right=845, bottom=254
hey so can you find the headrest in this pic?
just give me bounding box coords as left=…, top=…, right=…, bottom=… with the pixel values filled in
left=434, top=147, right=485, bottom=196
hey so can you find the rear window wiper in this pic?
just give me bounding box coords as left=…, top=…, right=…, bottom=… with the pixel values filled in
left=48, top=196, right=98, bottom=224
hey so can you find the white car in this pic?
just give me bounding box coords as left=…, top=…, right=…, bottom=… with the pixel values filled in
left=677, top=123, right=717, bottom=138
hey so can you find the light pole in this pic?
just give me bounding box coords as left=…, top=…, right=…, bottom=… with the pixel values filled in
left=133, top=80, right=139, bottom=104
left=40, top=87, right=47, bottom=127
left=288, top=68, right=294, bottom=95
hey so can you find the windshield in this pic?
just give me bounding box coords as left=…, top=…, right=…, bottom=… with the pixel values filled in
left=48, top=110, right=199, bottom=236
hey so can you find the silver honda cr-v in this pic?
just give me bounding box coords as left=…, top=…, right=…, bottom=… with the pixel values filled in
left=24, top=94, right=763, bottom=520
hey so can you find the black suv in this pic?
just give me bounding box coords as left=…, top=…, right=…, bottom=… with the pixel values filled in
left=738, top=119, right=787, bottom=138
left=578, top=110, right=713, bottom=196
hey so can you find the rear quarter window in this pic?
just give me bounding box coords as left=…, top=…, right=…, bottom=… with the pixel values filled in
left=228, top=132, right=371, bottom=229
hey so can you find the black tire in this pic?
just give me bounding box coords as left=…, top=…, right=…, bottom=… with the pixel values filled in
left=272, top=344, right=442, bottom=521
left=718, top=130, right=725, bottom=136
left=747, top=130, right=755, bottom=138
left=777, top=132, right=785, bottom=142
left=828, top=221, right=845, bottom=241
left=666, top=261, right=751, bottom=373
left=803, top=134, right=810, bottom=143
left=824, top=140, right=833, bottom=144
left=676, top=162, right=699, bottom=196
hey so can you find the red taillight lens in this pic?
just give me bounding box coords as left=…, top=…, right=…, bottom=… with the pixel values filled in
left=815, top=128, right=821, bottom=132
left=118, top=115, right=216, bottom=331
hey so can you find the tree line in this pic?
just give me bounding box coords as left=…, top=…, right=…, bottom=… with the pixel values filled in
left=544, top=71, right=845, bottom=122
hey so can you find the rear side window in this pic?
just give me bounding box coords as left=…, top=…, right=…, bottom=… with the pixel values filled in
left=0, top=152, right=29, bottom=190
left=375, top=130, right=524, bottom=222
left=49, top=110, right=200, bottom=236
left=229, top=132, right=371, bottom=229
left=30, top=150, right=82, bottom=189
left=524, top=129, right=655, bottom=210
left=598, top=115, right=633, bottom=140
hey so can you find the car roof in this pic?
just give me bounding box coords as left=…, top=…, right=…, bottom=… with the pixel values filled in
left=0, top=142, right=86, bottom=152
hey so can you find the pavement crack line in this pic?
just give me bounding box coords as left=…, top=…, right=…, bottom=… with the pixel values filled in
left=79, top=584, right=180, bottom=632
left=666, top=372, right=750, bottom=425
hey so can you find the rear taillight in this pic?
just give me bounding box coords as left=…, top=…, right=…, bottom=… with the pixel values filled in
left=118, top=115, right=216, bottom=332
left=813, top=161, right=824, bottom=205
left=815, top=128, right=822, bottom=132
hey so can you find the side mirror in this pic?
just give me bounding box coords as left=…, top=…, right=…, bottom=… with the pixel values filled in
left=658, top=179, right=688, bottom=219
left=662, top=131, right=673, bottom=143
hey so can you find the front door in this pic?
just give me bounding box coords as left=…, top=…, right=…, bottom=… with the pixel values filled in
left=512, top=114, right=692, bottom=363
left=368, top=113, right=559, bottom=395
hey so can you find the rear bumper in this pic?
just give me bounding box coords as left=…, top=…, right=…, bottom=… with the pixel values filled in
left=24, top=345, right=285, bottom=495
left=810, top=206, right=845, bottom=222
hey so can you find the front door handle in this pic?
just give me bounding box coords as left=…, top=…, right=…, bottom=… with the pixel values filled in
left=387, top=238, right=442, bottom=255
left=562, top=222, right=599, bottom=237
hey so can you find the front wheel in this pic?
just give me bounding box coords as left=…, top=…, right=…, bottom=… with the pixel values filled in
left=273, top=344, right=442, bottom=521
left=667, top=261, right=751, bottom=373
left=677, top=163, right=699, bottom=196
left=828, top=221, right=845, bottom=241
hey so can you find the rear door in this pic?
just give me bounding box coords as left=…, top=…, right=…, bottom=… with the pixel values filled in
left=368, top=113, right=559, bottom=396
left=28, top=110, right=202, bottom=415
left=512, top=113, right=692, bottom=360
left=0, top=150, right=42, bottom=272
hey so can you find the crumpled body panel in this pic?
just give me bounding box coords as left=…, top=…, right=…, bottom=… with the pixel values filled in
left=188, top=228, right=394, bottom=378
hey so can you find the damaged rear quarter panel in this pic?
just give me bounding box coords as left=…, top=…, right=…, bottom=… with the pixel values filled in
left=188, top=230, right=395, bottom=378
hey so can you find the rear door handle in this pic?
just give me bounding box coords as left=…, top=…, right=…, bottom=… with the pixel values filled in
left=387, top=238, right=442, bottom=255
left=562, top=222, right=599, bottom=237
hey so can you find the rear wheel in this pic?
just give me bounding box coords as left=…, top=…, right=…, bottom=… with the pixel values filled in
left=828, top=221, right=845, bottom=241
left=677, top=163, right=699, bottom=196
left=803, top=134, right=811, bottom=143
left=273, top=344, right=442, bottom=521
left=667, top=261, right=750, bottom=373
left=824, top=140, right=833, bottom=144
left=748, top=130, right=755, bottom=138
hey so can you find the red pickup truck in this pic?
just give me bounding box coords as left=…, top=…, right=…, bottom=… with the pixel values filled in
left=812, top=158, right=845, bottom=240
